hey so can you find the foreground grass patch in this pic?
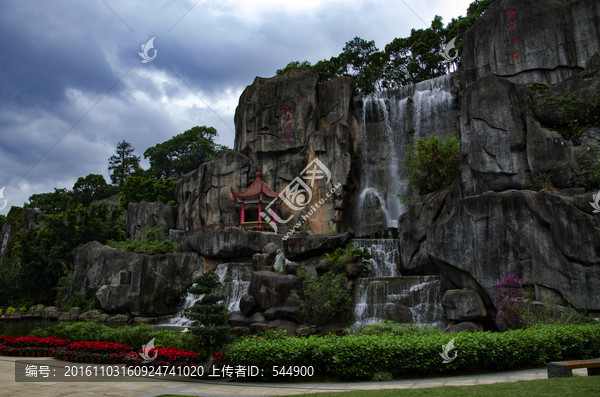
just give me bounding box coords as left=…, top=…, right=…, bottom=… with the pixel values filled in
left=293, top=376, right=600, bottom=396
left=156, top=376, right=600, bottom=397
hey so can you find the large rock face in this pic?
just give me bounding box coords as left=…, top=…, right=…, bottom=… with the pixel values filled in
left=399, top=187, right=600, bottom=312
left=398, top=0, right=600, bottom=316
left=176, top=149, right=255, bottom=232
left=72, top=241, right=201, bottom=316
left=127, top=201, right=176, bottom=239
left=182, top=229, right=282, bottom=259
left=462, top=0, right=600, bottom=86
left=233, top=68, right=359, bottom=234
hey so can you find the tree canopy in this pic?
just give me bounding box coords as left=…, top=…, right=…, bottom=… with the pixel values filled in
left=144, top=126, right=224, bottom=179
left=276, top=0, right=495, bottom=92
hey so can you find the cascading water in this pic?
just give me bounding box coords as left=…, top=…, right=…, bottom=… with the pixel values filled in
left=352, top=239, right=400, bottom=277
left=214, top=262, right=254, bottom=312
left=164, top=262, right=253, bottom=327
left=356, top=73, right=457, bottom=236
left=351, top=239, right=443, bottom=327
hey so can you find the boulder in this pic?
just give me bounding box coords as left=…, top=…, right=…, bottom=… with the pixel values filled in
left=182, top=229, right=282, bottom=260
left=72, top=241, right=201, bottom=316
left=239, top=295, right=257, bottom=317
left=231, top=326, right=252, bottom=337
left=247, top=271, right=302, bottom=312
left=67, top=307, right=82, bottom=321
left=249, top=322, right=269, bottom=333
left=263, top=242, right=280, bottom=255
left=296, top=325, right=318, bottom=337
left=441, top=289, right=487, bottom=321
left=283, top=233, right=350, bottom=260
left=267, top=319, right=298, bottom=335
left=126, top=201, right=177, bottom=240
left=264, top=306, right=297, bottom=321
left=57, top=312, right=70, bottom=322
left=228, top=311, right=251, bottom=326
left=445, top=322, right=483, bottom=333
left=106, top=314, right=130, bottom=324
left=285, top=261, right=300, bottom=275
left=253, top=253, right=274, bottom=269
left=248, top=312, right=265, bottom=323
left=79, top=310, right=109, bottom=323
left=42, top=306, right=61, bottom=320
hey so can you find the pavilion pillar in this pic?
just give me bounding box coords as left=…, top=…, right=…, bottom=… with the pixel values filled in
left=258, top=198, right=262, bottom=229
left=241, top=201, right=245, bottom=224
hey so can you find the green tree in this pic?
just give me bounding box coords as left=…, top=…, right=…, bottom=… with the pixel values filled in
left=143, top=126, right=222, bottom=179
left=108, top=140, right=141, bottom=186
left=405, top=133, right=460, bottom=196
left=26, top=188, right=73, bottom=215
left=10, top=202, right=125, bottom=305
left=119, top=175, right=177, bottom=207
left=72, top=174, right=114, bottom=207
left=184, top=271, right=232, bottom=353
left=276, top=60, right=312, bottom=75
left=291, top=268, right=352, bottom=325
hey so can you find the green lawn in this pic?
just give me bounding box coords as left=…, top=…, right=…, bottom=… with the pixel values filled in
left=158, top=376, right=600, bottom=397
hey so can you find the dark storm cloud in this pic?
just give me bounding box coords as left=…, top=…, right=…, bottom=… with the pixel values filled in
left=0, top=0, right=472, bottom=214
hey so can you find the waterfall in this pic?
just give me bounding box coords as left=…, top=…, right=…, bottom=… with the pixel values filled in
left=164, top=262, right=253, bottom=326
left=273, top=249, right=289, bottom=273
left=352, top=276, right=443, bottom=327
left=352, top=239, right=399, bottom=277
left=356, top=73, right=457, bottom=236
left=350, top=239, right=443, bottom=327
left=214, top=262, right=254, bottom=312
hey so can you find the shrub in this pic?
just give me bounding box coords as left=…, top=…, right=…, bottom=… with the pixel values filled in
left=291, top=269, right=352, bottom=326
left=523, top=173, right=553, bottom=191
left=345, top=321, right=441, bottom=336
left=494, top=274, right=531, bottom=330
left=325, top=243, right=372, bottom=274
left=184, top=271, right=232, bottom=354
left=31, top=322, right=195, bottom=352
left=405, top=133, right=460, bottom=196
left=572, top=144, right=600, bottom=190
left=226, top=324, right=600, bottom=381
left=107, top=226, right=179, bottom=255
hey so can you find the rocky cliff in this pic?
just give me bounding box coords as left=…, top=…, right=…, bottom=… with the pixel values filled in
left=398, top=0, right=600, bottom=315
left=177, top=69, right=359, bottom=235
left=72, top=242, right=201, bottom=316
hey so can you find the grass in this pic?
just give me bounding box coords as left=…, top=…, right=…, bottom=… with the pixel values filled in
left=157, top=376, right=600, bottom=396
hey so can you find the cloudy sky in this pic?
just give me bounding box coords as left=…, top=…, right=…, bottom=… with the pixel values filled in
left=0, top=0, right=473, bottom=214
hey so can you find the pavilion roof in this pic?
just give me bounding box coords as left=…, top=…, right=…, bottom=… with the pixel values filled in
left=229, top=171, right=280, bottom=202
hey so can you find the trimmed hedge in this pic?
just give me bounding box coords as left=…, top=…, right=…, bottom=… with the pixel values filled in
left=226, top=324, right=600, bottom=380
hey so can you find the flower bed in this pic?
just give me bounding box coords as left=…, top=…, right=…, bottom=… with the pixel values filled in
left=58, top=341, right=135, bottom=363
left=0, top=335, right=70, bottom=357
left=123, top=346, right=203, bottom=367
left=0, top=334, right=206, bottom=367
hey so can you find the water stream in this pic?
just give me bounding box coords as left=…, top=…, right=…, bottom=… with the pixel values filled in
left=356, top=74, right=457, bottom=236
left=164, top=262, right=253, bottom=327
left=351, top=239, right=443, bottom=327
